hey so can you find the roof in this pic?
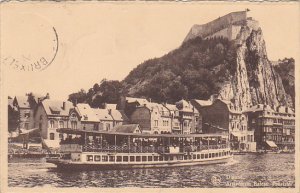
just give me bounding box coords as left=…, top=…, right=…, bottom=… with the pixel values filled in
left=126, top=97, right=148, bottom=105
left=276, top=106, right=294, bottom=114
left=243, top=104, right=274, bottom=113
left=42, top=99, right=73, bottom=116
left=93, top=108, right=113, bottom=121
left=215, top=99, right=241, bottom=114
left=110, top=109, right=129, bottom=122
left=105, top=103, right=117, bottom=110
left=15, top=96, right=30, bottom=109
left=111, top=124, right=140, bottom=133
left=192, top=99, right=213, bottom=107
left=164, top=104, right=178, bottom=111
left=143, top=102, right=170, bottom=115
left=75, top=103, right=99, bottom=122
left=176, top=100, right=193, bottom=112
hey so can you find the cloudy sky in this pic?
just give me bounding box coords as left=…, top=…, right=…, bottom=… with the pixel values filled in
left=1, top=2, right=299, bottom=100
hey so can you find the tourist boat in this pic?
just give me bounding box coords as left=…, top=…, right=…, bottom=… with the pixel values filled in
left=46, top=128, right=233, bottom=170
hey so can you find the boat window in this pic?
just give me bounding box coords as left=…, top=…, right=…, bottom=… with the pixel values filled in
left=170, top=156, right=174, bottom=161
left=201, top=154, right=204, bottom=159
left=212, top=153, right=215, bottom=158
left=123, top=156, right=128, bottom=162
left=109, top=156, right=115, bottom=162
left=184, top=155, right=188, bottom=160
left=216, top=153, right=218, bottom=157
left=116, top=156, right=122, bottom=162
left=159, top=156, right=163, bottom=161
left=193, top=154, right=196, bottom=159
left=197, top=154, right=200, bottom=159
left=219, top=152, right=222, bottom=157
left=130, top=156, right=135, bottom=162
left=148, top=156, right=153, bottom=162
left=94, top=155, right=101, bottom=162
left=87, top=155, right=93, bottom=161
left=142, top=156, right=147, bottom=162
left=205, top=154, right=208, bottom=158
left=154, top=156, right=159, bottom=161
left=209, top=153, right=212, bottom=158
left=102, top=156, right=108, bottom=162
left=136, top=156, right=141, bottom=162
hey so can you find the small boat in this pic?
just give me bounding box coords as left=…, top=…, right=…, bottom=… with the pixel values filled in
left=47, top=128, right=233, bottom=170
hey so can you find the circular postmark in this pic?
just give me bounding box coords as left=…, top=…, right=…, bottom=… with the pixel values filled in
left=1, top=14, right=58, bottom=72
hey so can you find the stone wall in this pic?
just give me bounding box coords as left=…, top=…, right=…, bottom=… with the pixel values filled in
left=184, top=11, right=247, bottom=42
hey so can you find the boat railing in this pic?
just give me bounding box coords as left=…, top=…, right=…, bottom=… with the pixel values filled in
left=81, top=144, right=228, bottom=153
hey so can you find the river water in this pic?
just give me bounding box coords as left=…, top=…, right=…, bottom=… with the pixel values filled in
left=8, top=154, right=295, bottom=188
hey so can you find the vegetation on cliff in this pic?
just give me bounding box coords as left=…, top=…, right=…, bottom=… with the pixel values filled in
left=69, top=37, right=238, bottom=106
left=273, top=58, right=295, bottom=106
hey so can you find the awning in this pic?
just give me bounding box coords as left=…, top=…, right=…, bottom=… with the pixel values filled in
left=266, top=140, right=277, bottom=148
left=19, top=128, right=40, bottom=135
left=231, top=132, right=242, bottom=137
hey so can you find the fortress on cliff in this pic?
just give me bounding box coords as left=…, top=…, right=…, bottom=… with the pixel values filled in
left=184, top=10, right=259, bottom=42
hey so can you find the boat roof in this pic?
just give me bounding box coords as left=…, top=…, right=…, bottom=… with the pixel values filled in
left=57, top=128, right=227, bottom=138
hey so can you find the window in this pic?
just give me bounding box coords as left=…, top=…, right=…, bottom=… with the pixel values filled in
left=205, top=154, right=208, bottom=158
left=94, top=124, right=99, bottom=131
left=102, top=156, right=108, bottom=162
left=123, top=156, right=128, bottom=162
left=87, top=155, right=93, bottom=161
left=94, top=155, right=101, bottom=162
left=201, top=154, right=204, bottom=159
left=148, top=156, right=153, bottom=162
left=25, top=113, right=30, bottom=118
left=142, top=156, right=147, bottom=162
left=197, top=154, right=200, bottom=159
left=193, top=154, right=196, bottom=159
left=50, top=120, right=55, bottom=128
left=49, top=133, right=55, bottom=140
left=136, top=156, right=141, bottom=162
left=59, top=133, right=64, bottom=140
left=59, top=121, right=64, bottom=128
left=106, top=123, right=110, bottom=131
left=71, top=121, right=77, bottom=130
left=116, top=156, right=122, bottom=162
left=154, top=156, right=159, bottom=161
left=130, top=156, right=135, bottom=162
left=154, top=120, right=158, bottom=127
left=109, top=156, right=115, bottom=162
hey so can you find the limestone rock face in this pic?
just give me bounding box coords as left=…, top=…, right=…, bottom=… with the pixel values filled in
left=217, top=24, right=293, bottom=110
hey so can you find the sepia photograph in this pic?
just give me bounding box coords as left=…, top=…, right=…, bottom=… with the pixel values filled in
left=0, top=1, right=299, bottom=192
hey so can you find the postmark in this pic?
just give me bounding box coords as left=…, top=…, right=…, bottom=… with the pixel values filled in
left=1, top=14, right=58, bottom=72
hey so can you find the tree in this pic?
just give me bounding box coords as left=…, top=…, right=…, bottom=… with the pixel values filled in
left=68, top=89, right=87, bottom=105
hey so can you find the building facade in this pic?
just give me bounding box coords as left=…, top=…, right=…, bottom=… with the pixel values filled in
left=34, top=99, right=74, bottom=147
left=244, top=104, right=295, bottom=151
left=130, top=102, right=172, bottom=134
left=201, top=99, right=255, bottom=151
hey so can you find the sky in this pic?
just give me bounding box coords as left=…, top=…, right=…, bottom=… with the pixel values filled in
left=1, top=2, right=299, bottom=100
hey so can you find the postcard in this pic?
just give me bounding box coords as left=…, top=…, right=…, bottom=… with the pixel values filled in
left=0, top=1, right=299, bottom=193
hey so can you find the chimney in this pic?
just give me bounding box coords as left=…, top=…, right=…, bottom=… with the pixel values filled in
left=108, top=109, right=112, bottom=115
left=62, top=101, right=66, bottom=110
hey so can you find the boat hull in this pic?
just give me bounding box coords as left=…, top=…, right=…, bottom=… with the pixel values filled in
left=47, top=156, right=232, bottom=171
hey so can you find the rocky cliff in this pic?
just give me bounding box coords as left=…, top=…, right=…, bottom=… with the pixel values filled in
left=217, top=23, right=293, bottom=110
left=122, top=12, right=294, bottom=110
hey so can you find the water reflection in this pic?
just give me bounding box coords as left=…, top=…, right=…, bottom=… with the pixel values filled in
left=8, top=154, right=295, bottom=188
